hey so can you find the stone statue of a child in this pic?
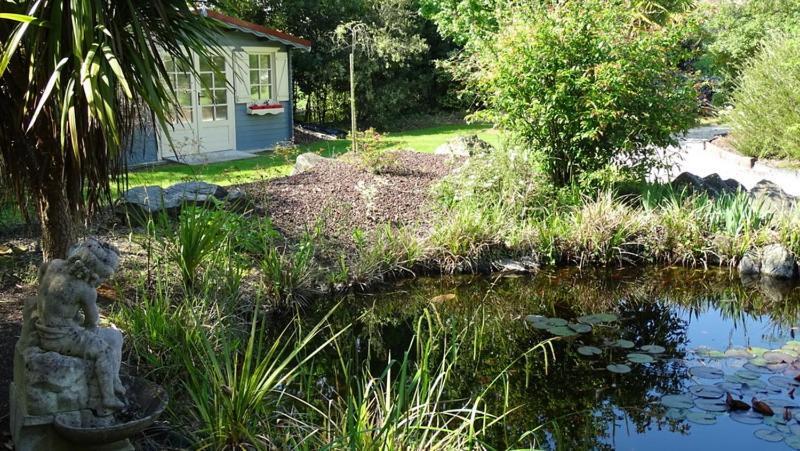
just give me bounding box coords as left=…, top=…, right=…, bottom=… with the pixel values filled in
left=32, top=238, right=126, bottom=411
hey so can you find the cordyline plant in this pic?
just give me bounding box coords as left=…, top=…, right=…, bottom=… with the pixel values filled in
left=0, top=0, right=221, bottom=259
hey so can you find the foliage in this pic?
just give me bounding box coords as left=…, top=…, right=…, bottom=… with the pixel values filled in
left=727, top=32, right=800, bottom=160
left=700, top=0, right=800, bottom=96
left=169, top=206, right=231, bottom=289
left=346, top=128, right=400, bottom=174
left=0, top=0, right=221, bottom=258
left=464, top=0, right=697, bottom=185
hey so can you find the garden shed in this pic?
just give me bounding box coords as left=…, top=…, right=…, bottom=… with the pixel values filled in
left=127, top=11, right=311, bottom=166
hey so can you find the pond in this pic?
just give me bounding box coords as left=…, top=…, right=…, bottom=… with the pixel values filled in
left=307, top=266, right=800, bottom=450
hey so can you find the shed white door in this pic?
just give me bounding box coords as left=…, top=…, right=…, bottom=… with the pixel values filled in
left=196, top=54, right=235, bottom=153
left=158, top=53, right=235, bottom=157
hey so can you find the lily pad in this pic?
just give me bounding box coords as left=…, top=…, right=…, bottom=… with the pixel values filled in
left=613, top=339, right=635, bottom=349
left=689, top=384, right=724, bottom=399
left=749, top=357, right=769, bottom=367
left=715, top=381, right=743, bottom=393
left=545, top=318, right=568, bottom=327
left=731, top=411, right=765, bottom=425
left=627, top=353, right=654, bottom=364
left=695, top=398, right=728, bottom=412
left=744, top=362, right=774, bottom=374
left=695, top=347, right=726, bottom=358
left=764, top=351, right=794, bottom=364
left=568, top=323, right=592, bottom=334
left=577, top=313, right=618, bottom=325
left=687, top=411, right=717, bottom=425
left=787, top=435, right=800, bottom=450
left=765, top=398, right=800, bottom=410
left=768, top=375, right=799, bottom=390
left=546, top=326, right=578, bottom=337
left=690, top=366, right=724, bottom=380
left=754, top=429, right=785, bottom=443
left=750, top=347, right=769, bottom=357
left=725, top=348, right=754, bottom=358
left=665, top=408, right=687, bottom=420
left=577, top=346, right=602, bottom=357
left=734, top=369, right=761, bottom=381
left=607, top=364, right=632, bottom=374
left=640, top=344, right=666, bottom=354
left=661, top=394, right=694, bottom=409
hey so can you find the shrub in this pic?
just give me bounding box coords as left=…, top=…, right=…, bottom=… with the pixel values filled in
left=728, top=32, right=800, bottom=160
left=701, top=0, right=800, bottom=97
left=467, top=0, right=697, bottom=185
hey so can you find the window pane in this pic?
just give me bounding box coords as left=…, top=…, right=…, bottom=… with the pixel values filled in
left=177, top=74, right=191, bottom=90
left=213, top=89, right=226, bottom=105
left=199, top=73, right=213, bottom=90
left=182, top=108, right=193, bottom=122
left=250, top=70, right=260, bottom=86
left=201, top=106, right=214, bottom=121
left=259, top=70, right=270, bottom=83
left=164, top=59, right=175, bottom=72
left=199, top=91, right=212, bottom=106
left=215, top=106, right=227, bottom=121
left=260, top=54, right=270, bottom=68
left=178, top=91, right=192, bottom=107
left=199, top=57, right=211, bottom=72
left=249, top=54, right=258, bottom=68
left=251, top=85, right=259, bottom=98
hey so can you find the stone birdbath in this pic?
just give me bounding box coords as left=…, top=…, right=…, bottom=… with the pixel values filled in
left=9, top=238, right=168, bottom=451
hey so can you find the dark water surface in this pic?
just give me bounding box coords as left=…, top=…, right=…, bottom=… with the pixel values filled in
left=312, top=266, right=800, bottom=450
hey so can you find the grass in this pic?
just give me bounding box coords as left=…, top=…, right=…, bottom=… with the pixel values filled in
left=125, top=123, right=498, bottom=189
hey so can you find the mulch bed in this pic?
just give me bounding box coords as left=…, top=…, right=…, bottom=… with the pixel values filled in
left=239, top=150, right=461, bottom=252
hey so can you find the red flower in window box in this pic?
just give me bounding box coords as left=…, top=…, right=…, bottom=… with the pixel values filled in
left=247, top=102, right=284, bottom=115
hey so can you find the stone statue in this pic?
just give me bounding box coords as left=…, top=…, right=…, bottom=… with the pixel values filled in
left=10, top=237, right=147, bottom=451
left=32, top=237, right=125, bottom=410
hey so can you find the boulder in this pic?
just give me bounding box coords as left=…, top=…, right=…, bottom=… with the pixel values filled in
left=760, top=244, right=797, bottom=279
left=434, top=135, right=494, bottom=157
left=671, top=172, right=742, bottom=198
left=737, top=252, right=761, bottom=276
left=292, top=152, right=328, bottom=175
left=118, top=181, right=229, bottom=221
left=750, top=179, right=796, bottom=213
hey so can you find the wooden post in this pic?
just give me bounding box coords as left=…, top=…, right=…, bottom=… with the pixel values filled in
left=349, top=50, right=357, bottom=153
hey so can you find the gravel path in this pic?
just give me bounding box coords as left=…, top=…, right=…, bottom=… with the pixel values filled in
left=655, top=126, right=800, bottom=196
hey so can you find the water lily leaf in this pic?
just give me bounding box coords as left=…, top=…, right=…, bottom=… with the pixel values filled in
left=767, top=363, right=790, bottom=373
left=740, top=378, right=768, bottom=390
left=545, top=318, right=568, bottom=327
left=614, top=339, right=635, bottom=349
left=686, top=411, right=717, bottom=425
left=696, top=347, right=725, bottom=358
left=547, top=326, right=577, bottom=337
left=750, top=347, right=769, bottom=357
left=577, top=313, right=617, bottom=325
left=666, top=408, right=687, bottom=420
left=744, top=362, right=774, bottom=373
left=754, top=429, right=784, bottom=443
left=764, top=351, right=794, bottom=364
left=627, top=353, right=654, bottom=364
left=568, top=323, right=592, bottom=333
left=689, top=384, right=724, bottom=399
left=786, top=435, right=800, bottom=450
left=695, top=398, right=728, bottom=412
left=765, top=398, right=800, bottom=410
left=577, top=346, right=602, bottom=356
left=607, top=364, right=632, bottom=374
left=640, top=344, right=666, bottom=354
left=734, top=370, right=761, bottom=381
left=749, top=357, right=769, bottom=367
left=690, top=366, right=724, bottom=380
left=786, top=341, right=800, bottom=350
left=661, top=394, right=694, bottom=409
left=781, top=348, right=800, bottom=358
left=768, top=375, right=800, bottom=390
left=789, top=423, right=800, bottom=436
left=725, top=348, right=754, bottom=358
left=715, top=381, right=743, bottom=393
left=730, top=411, right=765, bottom=425
left=529, top=320, right=551, bottom=330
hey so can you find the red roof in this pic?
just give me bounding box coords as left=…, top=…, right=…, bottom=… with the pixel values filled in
left=207, top=11, right=312, bottom=49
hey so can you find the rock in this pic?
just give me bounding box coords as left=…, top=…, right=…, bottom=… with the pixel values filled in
left=434, top=135, right=494, bottom=157
left=492, top=257, right=539, bottom=273
left=118, top=181, right=228, bottom=221
left=750, top=179, right=796, bottom=213
left=738, top=252, right=761, bottom=276
left=760, top=244, right=797, bottom=279
left=292, top=152, right=328, bottom=175
left=671, top=172, right=742, bottom=198
left=223, top=188, right=255, bottom=213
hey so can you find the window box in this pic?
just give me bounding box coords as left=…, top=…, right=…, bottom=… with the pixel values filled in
left=247, top=102, right=284, bottom=116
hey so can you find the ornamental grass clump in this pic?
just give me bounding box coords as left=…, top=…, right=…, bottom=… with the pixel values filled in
left=728, top=32, right=800, bottom=160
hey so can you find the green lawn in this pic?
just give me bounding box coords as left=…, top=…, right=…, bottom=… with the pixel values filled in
left=126, top=123, right=499, bottom=189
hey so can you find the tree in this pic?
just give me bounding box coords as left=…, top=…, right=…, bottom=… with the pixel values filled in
left=0, top=0, right=221, bottom=259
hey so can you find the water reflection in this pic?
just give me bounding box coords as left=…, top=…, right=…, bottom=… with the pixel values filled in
left=306, top=266, right=800, bottom=450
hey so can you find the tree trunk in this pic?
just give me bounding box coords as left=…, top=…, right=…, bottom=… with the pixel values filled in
left=34, top=179, right=76, bottom=261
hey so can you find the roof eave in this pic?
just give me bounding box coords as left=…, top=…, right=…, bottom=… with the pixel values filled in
left=218, top=21, right=311, bottom=51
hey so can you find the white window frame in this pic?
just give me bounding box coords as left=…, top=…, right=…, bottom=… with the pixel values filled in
left=246, top=50, right=275, bottom=103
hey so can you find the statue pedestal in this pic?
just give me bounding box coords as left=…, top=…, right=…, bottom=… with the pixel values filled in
left=9, top=382, right=134, bottom=451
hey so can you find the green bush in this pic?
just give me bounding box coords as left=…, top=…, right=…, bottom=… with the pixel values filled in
left=728, top=32, right=800, bottom=160
left=467, top=0, right=697, bottom=185
left=701, top=0, right=800, bottom=97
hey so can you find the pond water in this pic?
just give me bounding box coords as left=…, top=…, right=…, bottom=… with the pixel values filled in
left=311, top=266, right=800, bottom=450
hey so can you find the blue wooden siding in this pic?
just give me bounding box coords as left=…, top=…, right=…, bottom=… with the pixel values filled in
left=235, top=101, right=293, bottom=151
left=126, top=123, right=159, bottom=165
